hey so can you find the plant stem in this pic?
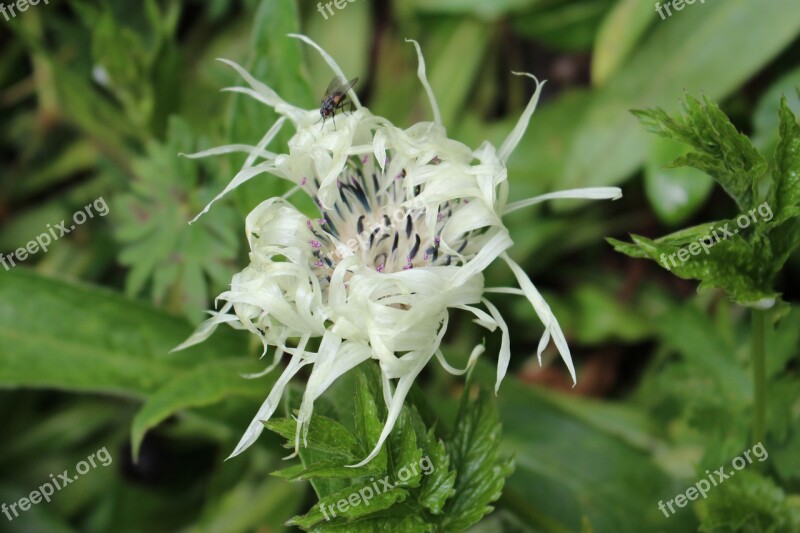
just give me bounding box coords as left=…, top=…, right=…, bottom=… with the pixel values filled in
left=752, top=308, right=766, bottom=449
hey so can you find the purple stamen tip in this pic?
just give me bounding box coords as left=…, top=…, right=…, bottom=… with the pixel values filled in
left=376, top=264, right=385, bottom=273
left=300, top=177, right=308, bottom=186
left=361, top=155, right=369, bottom=164
left=310, top=240, right=321, bottom=249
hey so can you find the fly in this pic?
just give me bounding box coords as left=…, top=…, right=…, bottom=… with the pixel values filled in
left=320, top=76, right=358, bottom=130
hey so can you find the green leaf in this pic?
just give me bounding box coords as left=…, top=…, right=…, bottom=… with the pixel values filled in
left=113, top=116, right=239, bottom=321
left=612, top=92, right=800, bottom=307
left=700, top=471, right=800, bottom=532
left=0, top=269, right=246, bottom=396
left=130, top=360, right=271, bottom=459
left=264, top=416, right=361, bottom=462
left=753, top=67, right=800, bottom=155
left=465, top=363, right=697, bottom=532
left=632, top=94, right=767, bottom=211
left=624, top=231, right=780, bottom=306
left=401, top=0, right=536, bottom=20
left=226, top=0, right=313, bottom=215
left=655, top=305, right=751, bottom=404
left=353, top=369, right=388, bottom=472
left=562, top=0, right=800, bottom=189
left=387, top=409, right=423, bottom=489
left=416, top=429, right=457, bottom=515
left=772, top=96, right=800, bottom=221
left=288, top=482, right=408, bottom=529
left=441, top=388, right=513, bottom=531
left=606, top=237, right=649, bottom=258
left=644, top=136, right=714, bottom=226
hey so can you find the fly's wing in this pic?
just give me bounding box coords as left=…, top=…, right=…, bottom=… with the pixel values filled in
left=324, top=76, right=358, bottom=98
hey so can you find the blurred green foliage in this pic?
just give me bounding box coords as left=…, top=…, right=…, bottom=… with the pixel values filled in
left=1, top=0, right=799, bottom=531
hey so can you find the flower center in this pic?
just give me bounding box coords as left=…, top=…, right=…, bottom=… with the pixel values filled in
left=299, top=152, right=471, bottom=277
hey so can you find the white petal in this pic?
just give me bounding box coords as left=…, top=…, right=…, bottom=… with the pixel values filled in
left=288, top=33, right=361, bottom=109
left=435, top=342, right=484, bottom=376
left=240, top=346, right=285, bottom=379
left=347, top=349, right=432, bottom=468
left=227, top=336, right=312, bottom=459
left=405, top=39, right=442, bottom=126
left=498, top=72, right=546, bottom=163
left=189, top=117, right=287, bottom=224
left=190, top=161, right=277, bottom=224
left=171, top=303, right=236, bottom=352
left=449, top=230, right=513, bottom=288
left=216, top=59, right=305, bottom=121
left=179, top=145, right=275, bottom=161
left=482, top=298, right=510, bottom=392
left=500, top=252, right=576, bottom=384
left=504, top=187, right=623, bottom=215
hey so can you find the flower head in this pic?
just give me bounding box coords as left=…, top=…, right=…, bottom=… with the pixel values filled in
left=176, top=34, right=621, bottom=466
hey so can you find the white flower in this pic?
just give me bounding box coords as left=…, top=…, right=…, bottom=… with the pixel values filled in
left=176, top=34, right=621, bottom=466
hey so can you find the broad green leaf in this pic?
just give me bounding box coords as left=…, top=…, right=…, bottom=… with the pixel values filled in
left=592, top=0, right=655, bottom=85
left=304, top=0, right=370, bottom=93
left=400, top=0, right=536, bottom=20
left=465, top=364, right=697, bottom=532
left=130, top=360, right=272, bottom=459
left=424, top=20, right=491, bottom=128
left=562, top=0, right=800, bottom=189
left=353, top=370, right=388, bottom=472
left=512, top=0, right=614, bottom=52
left=226, top=0, right=314, bottom=215
left=194, top=476, right=305, bottom=533
left=0, top=269, right=246, bottom=396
